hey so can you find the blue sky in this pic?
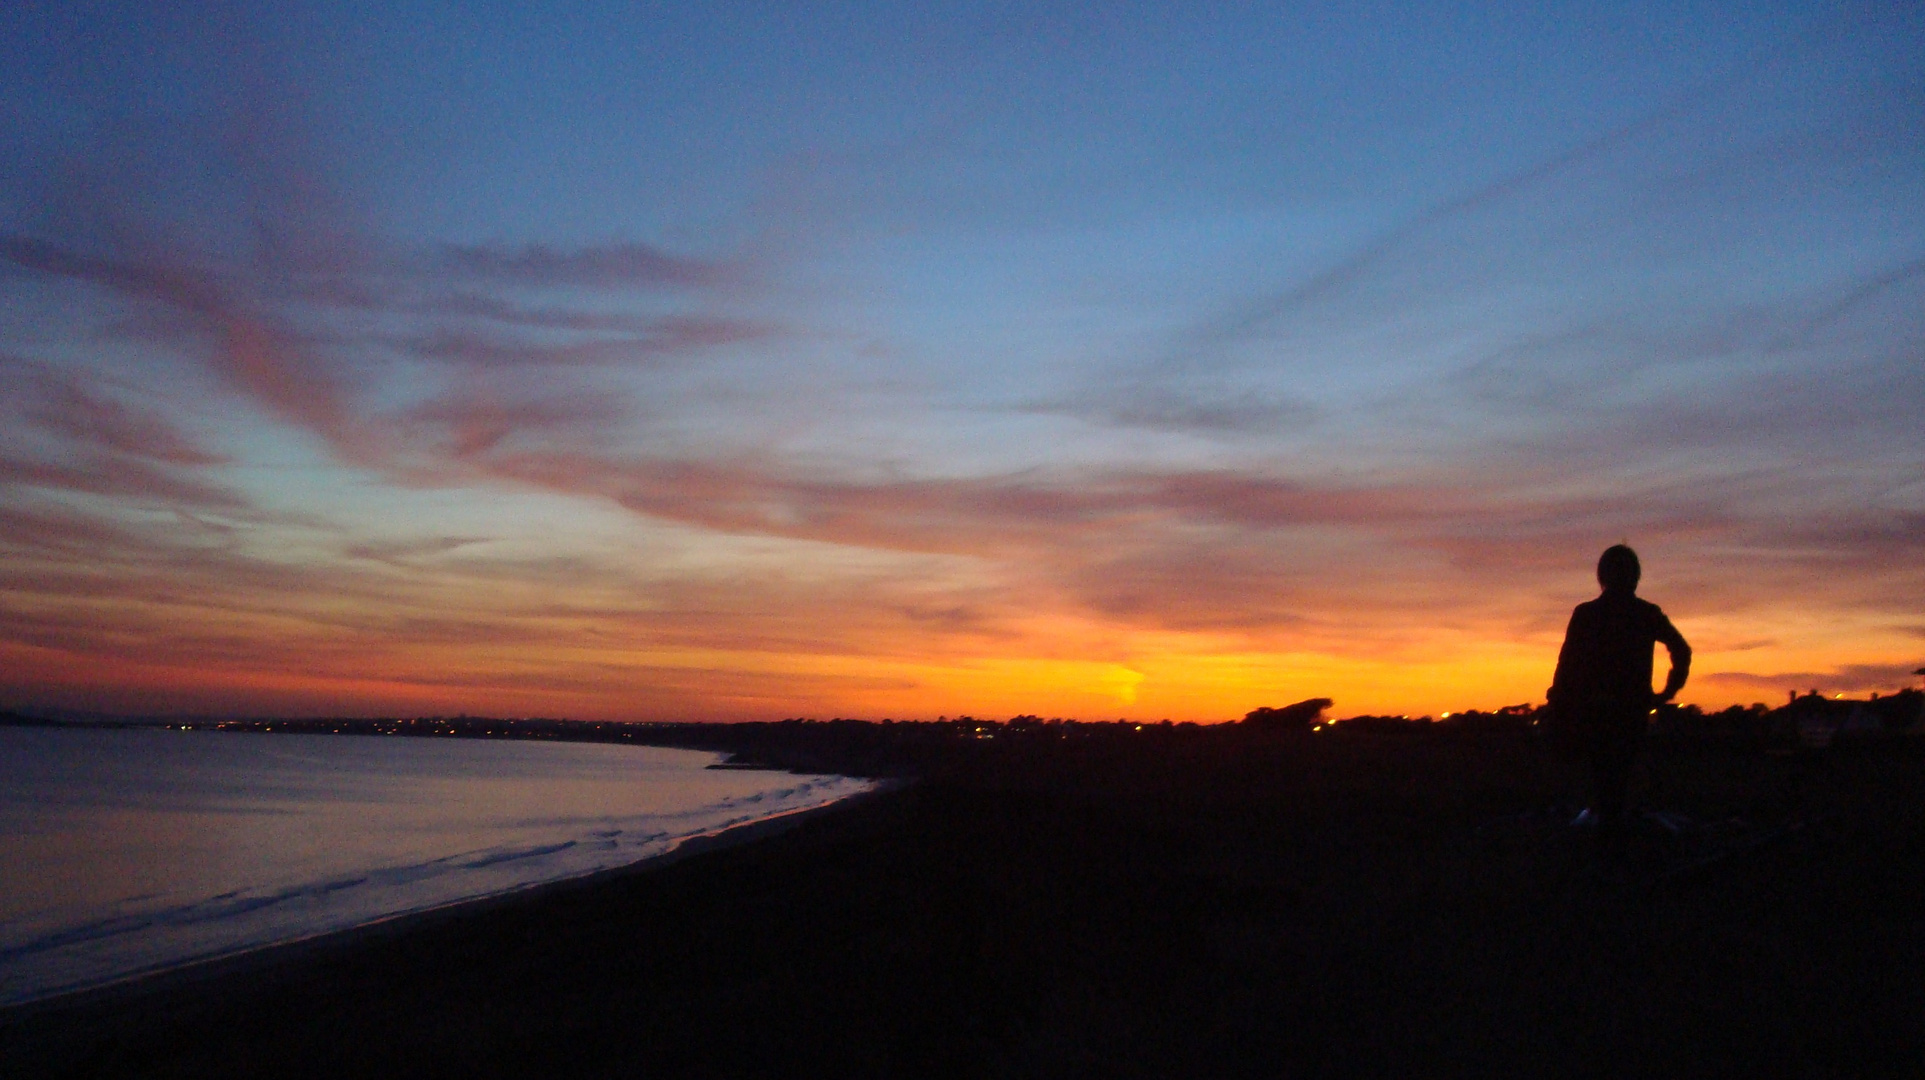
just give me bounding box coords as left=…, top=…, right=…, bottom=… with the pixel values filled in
left=1, top=1, right=1920, bottom=719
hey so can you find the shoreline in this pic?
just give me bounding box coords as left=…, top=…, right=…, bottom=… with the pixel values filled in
left=6, top=732, right=1920, bottom=1077
left=0, top=776, right=898, bottom=1021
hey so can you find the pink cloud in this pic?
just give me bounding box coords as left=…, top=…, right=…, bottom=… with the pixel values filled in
left=1704, top=664, right=1925, bottom=695
left=0, top=358, right=241, bottom=506
left=403, top=388, right=625, bottom=462
left=0, top=453, right=242, bottom=508
left=1, top=235, right=366, bottom=458
left=9, top=361, right=226, bottom=466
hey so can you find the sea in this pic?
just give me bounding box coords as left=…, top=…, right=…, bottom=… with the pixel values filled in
left=0, top=725, right=873, bottom=1007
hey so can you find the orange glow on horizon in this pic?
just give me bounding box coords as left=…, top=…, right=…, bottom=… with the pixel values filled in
left=7, top=592, right=1915, bottom=723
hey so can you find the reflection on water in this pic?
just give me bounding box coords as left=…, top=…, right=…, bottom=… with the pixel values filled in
left=0, top=726, right=871, bottom=1006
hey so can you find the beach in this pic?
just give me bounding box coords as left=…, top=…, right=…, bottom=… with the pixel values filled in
left=4, top=727, right=1923, bottom=1077
left=0, top=727, right=875, bottom=1009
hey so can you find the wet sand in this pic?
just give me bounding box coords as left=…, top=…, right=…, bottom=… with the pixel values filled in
left=3, top=729, right=1921, bottom=1077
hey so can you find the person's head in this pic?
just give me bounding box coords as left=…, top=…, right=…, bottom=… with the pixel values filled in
left=1597, top=544, right=1641, bottom=594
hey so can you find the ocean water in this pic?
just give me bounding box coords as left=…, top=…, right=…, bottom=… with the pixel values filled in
left=0, top=726, right=872, bottom=1007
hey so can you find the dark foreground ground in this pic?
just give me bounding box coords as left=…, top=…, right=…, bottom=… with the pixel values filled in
left=4, top=727, right=1923, bottom=1078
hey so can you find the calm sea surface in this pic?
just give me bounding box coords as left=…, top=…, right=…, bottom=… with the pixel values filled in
left=0, top=726, right=872, bottom=1006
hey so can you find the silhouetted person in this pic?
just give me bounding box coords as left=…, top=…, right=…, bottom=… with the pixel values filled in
left=1548, top=545, right=1690, bottom=848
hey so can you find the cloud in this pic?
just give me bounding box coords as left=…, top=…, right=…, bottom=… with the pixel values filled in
left=1, top=222, right=778, bottom=479
left=1788, top=253, right=1925, bottom=339
left=437, top=242, right=741, bottom=289
left=0, top=488, right=1020, bottom=720
left=1027, top=383, right=1321, bottom=435
left=407, top=316, right=770, bottom=367
left=0, top=356, right=241, bottom=507
left=1059, top=540, right=1313, bottom=633
left=418, top=293, right=768, bottom=338
left=416, top=445, right=1747, bottom=641
left=1703, top=663, right=1925, bottom=694
left=1068, top=15, right=1912, bottom=455
left=1226, top=13, right=1883, bottom=363
left=0, top=234, right=365, bottom=455
left=403, top=388, right=627, bottom=461
left=458, top=447, right=1597, bottom=560
left=0, top=503, right=158, bottom=556
left=5, top=359, right=226, bottom=466
left=343, top=537, right=491, bottom=565
left=0, top=453, right=243, bottom=508
left=2, top=14, right=1917, bottom=720
left=1146, top=73, right=1734, bottom=376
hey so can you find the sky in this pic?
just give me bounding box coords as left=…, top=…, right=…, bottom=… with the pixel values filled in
left=1, top=1, right=1920, bottom=722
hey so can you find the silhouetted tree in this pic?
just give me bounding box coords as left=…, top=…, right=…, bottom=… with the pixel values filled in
left=1242, top=699, right=1333, bottom=731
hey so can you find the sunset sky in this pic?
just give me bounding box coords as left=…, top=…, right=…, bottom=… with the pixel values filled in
left=2, top=1, right=1920, bottom=721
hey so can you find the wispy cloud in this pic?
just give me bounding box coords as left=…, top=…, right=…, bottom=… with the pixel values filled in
left=0, top=357, right=241, bottom=507
left=406, top=317, right=770, bottom=367
left=437, top=242, right=742, bottom=289
left=418, top=293, right=767, bottom=337
left=0, top=453, right=242, bottom=508
left=1026, top=384, right=1320, bottom=435
left=1, top=235, right=365, bottom=455
left=1787, top=254, right=1925, bottom=340
left=7, top=359, right=226, bottom=466
left=343, top=537, right=492, bottom=565
left=1156, top=12, right=1864, bottom=373
left=1703, top=663, right=1925, bottom=694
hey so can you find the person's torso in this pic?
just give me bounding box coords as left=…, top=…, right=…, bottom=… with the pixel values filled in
left=1567, top=593, right=1663, bottom=702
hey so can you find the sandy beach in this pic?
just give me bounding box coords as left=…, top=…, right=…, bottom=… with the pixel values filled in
left=4, top=728, right=1922, bottom=1077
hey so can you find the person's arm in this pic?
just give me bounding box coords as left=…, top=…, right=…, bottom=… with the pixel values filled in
left=1548, top=607, right=1585, bottom=706
left=1654, top=613, right=1691, bottom=703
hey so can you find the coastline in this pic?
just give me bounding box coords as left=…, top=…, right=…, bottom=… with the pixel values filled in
left=0, top=776, right=896, bottom=1020
left=5, top=731, right=1920, bottom=1077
